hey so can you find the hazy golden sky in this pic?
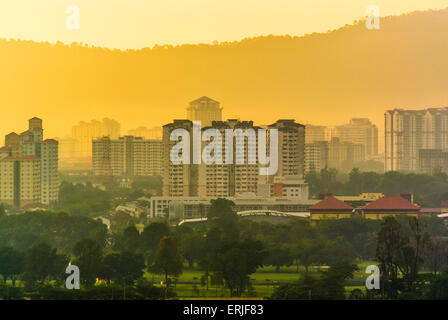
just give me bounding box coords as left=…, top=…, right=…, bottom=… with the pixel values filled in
left=0, top=0, right=447, bottom=49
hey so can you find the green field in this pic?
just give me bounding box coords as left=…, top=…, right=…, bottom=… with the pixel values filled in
left=144, top=260, right=376, bottom=298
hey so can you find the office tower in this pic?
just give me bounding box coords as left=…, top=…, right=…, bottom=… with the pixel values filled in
left=328, top=137, right=365, bottom=170
left=92, top=136, right=163, bottom=177
left=187, top=96, right=222, bottom=127
left=268, top=120, right=306, bottom=178
left=333, top=118, right=378, bottom=158
left=162, top=120, right=198, bottom=196
left=305, top=125, right=328, bottom=144
left=0, top=118, right=58, bottom=208
left=128, top=126, right=162, bottom=140
left=41, top=139, right=59, bottom=205
left=71, top=118, right=121, bottom=159
left=305, top=141, right=329, bottom=172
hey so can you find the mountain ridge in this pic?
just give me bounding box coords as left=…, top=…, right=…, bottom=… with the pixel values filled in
left=1, top=7, right=448, bottom=153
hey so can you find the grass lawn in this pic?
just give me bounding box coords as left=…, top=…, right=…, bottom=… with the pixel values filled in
left=144, top=260, right=379, bottom=298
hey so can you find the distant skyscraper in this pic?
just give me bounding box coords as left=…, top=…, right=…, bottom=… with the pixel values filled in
left=333, top=118, right=378, bottom=158
left=385, top=107, right=448, bottom=172
left=328, top=137, right=365, bottom=170
left=0, top=118, right=59, bottom=208
left=187, top=96, right=222, bottom=127
left=305, top=141, right=329, bottom=173
left=92, top=136, right=163, bottom=177
left=305, top=125, right=327, bottom=144
left=268, top=120, right=306, bottom=178
left=128, top=126, right=162, bottom=140
left=41, top=139, right=59, bottom=205
left=162, top=120, right=197, bottom=196
left=71, top=118, right=121, bottom=159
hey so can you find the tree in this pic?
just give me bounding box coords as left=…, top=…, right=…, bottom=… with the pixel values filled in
left=376, top=216, right=407, bottom=299
left=270, top=275, right=315, bottom=300
left=23, top=243, right=66, bottom=288
left=313, top=262, right=358, bottom=299
left=152, top=236, right=183, bottom=291
left=73, top=239, right=103, bottom=287
left=99, top=251, right=145, bottom=286
left=0, top=247, right=25, bottom=287
left=271, top=263, right=358, bottom=300
left=207, top=198, right=239, bottom=242
left=141, top=222, right=170, bottom=260
left=180, top=231, right=206, bottom=268
left=264, top=245, right=293, bottom=272
left=115, top=225, right=141, bottom=253
left=291, top=238, right=323, bottom=273
left=210, top=239, right=264, bottom=296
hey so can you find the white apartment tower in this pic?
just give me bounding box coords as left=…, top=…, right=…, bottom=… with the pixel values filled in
left=0, top=118, right=59, bottom=208
left=385, top=107, right=448, bottom=172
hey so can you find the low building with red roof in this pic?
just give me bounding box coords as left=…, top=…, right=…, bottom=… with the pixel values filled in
left=309, top=196, right=354, bottom=222
left=362, top=196, right=420, bottom=219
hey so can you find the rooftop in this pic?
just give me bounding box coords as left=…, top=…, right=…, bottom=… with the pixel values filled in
left=363, top=196, right=420, bottom=211
left=309, top=196, right=354, bottom=211
left=189, top=96, right=220, bottom=105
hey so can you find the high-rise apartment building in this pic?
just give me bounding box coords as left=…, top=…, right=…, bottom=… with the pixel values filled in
left=305, top=125, right=328, bottom=144
left=0, top=118, right=58, bottom=208
left=162, top=120, right=198, bottom=196
left=328, top=137, right=365, bottom=171
left=71, top=118, right=121, bottom=159
left=92, top=136, right=163, bottom=177
left=384, top=108, right=448, bottom=172
left=187, top=96, right=222, bottom=127
left=199, top=120, right=260, bottom=197
left=41, top=139, right=59, bottom=205
left=305, top=141, right=329, bottom=173
left=268, top=120, right=306, bottom=178
left=162, top=118, right=307, bottom=198
left=333, top=118, right=378, bottom=158
left=128, top=126, right=162, bottom=140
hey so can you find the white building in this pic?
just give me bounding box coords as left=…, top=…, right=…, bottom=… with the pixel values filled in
left=0, top=117, right=58, bottom=208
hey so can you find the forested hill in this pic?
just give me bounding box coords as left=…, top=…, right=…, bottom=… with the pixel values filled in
left=1, top=7, right=448, bottom=138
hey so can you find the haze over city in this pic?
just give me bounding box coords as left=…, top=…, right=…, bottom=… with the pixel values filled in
left=1, top=1, right=448, bottom=152
left=3, top=1, right=448, bottom=304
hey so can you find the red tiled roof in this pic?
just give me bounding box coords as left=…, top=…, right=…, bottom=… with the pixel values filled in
left=309, top=196, right=354, bottom=211
left=363, top=196, right=420, bottom=211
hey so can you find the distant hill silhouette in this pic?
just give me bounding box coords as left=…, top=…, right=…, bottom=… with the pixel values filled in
left=1, top=7, right=448, bottom=147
